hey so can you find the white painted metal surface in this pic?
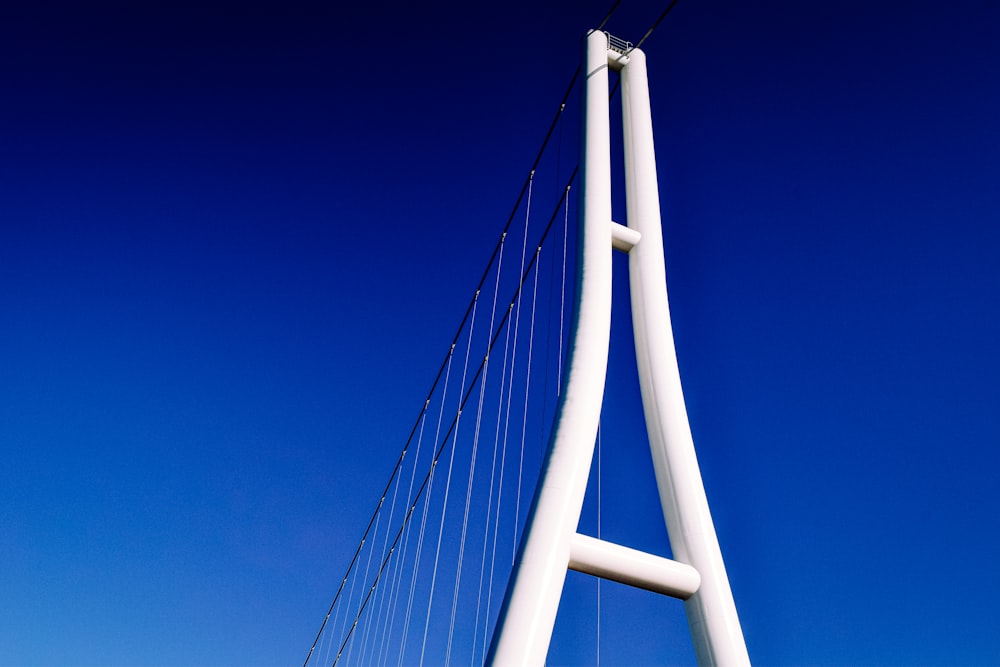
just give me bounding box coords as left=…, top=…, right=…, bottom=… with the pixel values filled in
left=488, top=29, right=749, bottom=666
left=610, top=220, right=642, bottom=252
left=621, top=45, right=751, bottom=667
left=486, top=29, right=613, bottom=666
left=569, top=533, right=701, bottom=599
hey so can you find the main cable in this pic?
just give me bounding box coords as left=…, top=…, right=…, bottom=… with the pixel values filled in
left=629, top=0, right=682, bottom=53
left=596, top=0, right=621, bottom=31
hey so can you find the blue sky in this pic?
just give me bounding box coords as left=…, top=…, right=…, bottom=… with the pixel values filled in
left=2, top=1, right=999, bottom=665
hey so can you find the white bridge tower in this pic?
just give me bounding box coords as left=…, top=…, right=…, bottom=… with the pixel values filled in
left=487, top=30, right=751, bottom=666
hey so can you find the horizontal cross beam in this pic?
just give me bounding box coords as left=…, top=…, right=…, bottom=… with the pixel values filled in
left=568, top=533, right=700, bottom=599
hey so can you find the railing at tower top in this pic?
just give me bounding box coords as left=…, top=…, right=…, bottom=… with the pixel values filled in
left=605, top=32, right=632, bottom=54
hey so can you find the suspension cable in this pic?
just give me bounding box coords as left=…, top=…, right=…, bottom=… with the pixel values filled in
left=444, top=172, right=525, bottom=663
left=419, top=286, right=480, bottom=666
left=374, top=407, right=429, bottom=666
left=302, top=65, right=580, bottom=667
left=398, top=346, right=459, bottom=665
left=597, top=421, right=602, bottom=666
left=325, top=170, right=577, bottom=665
left=596, top=0, right=621, bottom=31
left=503, top=167, right=537, bottom=565
left=514, top=235, right=544, bottom=559
left=558, top=187, right=569, bottom=395
left=628, top=0, right=683, bottom=53
left=472, top=305, right=513, bottom=663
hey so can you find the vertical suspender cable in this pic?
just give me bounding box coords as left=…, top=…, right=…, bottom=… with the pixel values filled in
left=305, top=67, right=578, bottom=667
left=503, top=174, right=535, bottom=564
left=375, top=407, right=430, bottom=666
left=398, top=345, right=459, bottom=664
left=419, top=292, right=480, bottom=666
left=514, top=239, right=543, bottom=555
left=472, top=295, right=516, bottom=664
left=597, top=422, right=602, bottom=667
left=325, top=171, right=576, bottom=667
left=444, top=233, right=509, bottom=664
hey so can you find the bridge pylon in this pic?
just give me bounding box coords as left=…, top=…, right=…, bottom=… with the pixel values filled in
left=487, top=29, right=750, bottom=666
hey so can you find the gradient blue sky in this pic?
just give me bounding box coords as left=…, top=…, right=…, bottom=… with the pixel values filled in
left=2, top=1, right=999, bottom=665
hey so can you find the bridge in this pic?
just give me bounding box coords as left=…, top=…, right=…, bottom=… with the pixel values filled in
left=303, top=28, right=749, bottom=667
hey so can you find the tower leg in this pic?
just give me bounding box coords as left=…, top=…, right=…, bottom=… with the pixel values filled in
left=621, top=47, right=750, bottom=666
left=486, top=28, right=614, bottom=666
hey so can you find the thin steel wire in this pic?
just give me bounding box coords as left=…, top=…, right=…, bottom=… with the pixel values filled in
left=303, top=57, right=580, bottom=667
left=443, top=187, right=517, bottom=663
left=628, top=0, right=682, bottom=53
left=325, top=172, right=576, bottom=666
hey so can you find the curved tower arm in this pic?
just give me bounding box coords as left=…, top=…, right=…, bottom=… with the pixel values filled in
left=486, top=28, right=614, bottom=666
left=622, top=46, right=750, bottom=667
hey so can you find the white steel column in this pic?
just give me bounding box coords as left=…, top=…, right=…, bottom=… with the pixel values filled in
left=621, top=47, right=750, bottom=666
left=486, top=29, right=613, bottom=666
left=489, top=29, right=750, bottom=667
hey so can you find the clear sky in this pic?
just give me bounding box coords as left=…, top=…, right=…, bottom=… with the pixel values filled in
left=2, top=1, right=999, bottom=665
